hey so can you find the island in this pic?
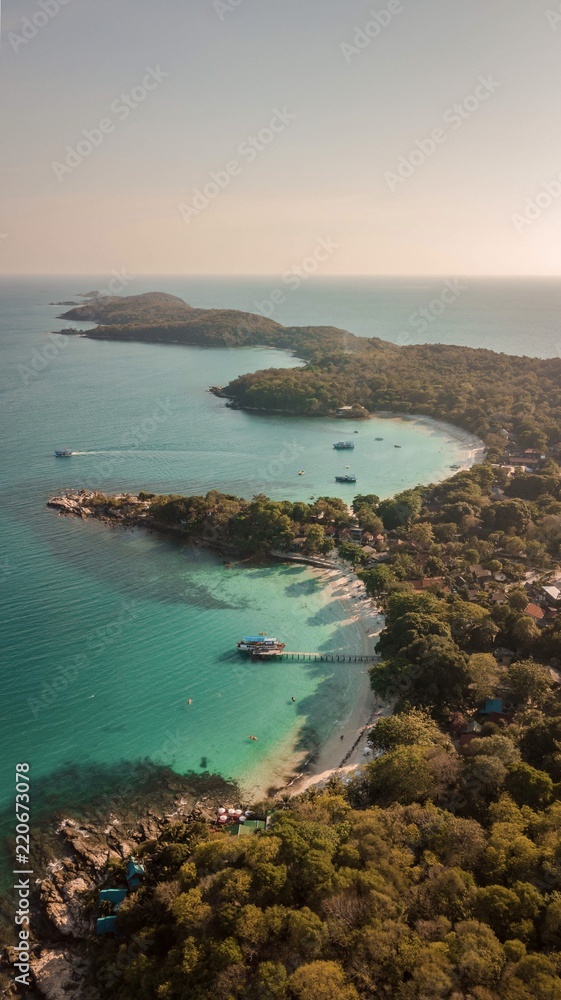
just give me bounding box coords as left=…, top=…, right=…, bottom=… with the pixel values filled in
left=20, top=291, right=561, bottom=1000
left=57, top=291, right=561, bottom=460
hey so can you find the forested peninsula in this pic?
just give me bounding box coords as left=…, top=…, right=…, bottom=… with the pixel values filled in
left=59, top=291, right=561, bottom=459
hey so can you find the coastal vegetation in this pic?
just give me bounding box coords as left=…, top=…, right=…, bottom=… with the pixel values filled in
left=48, top=461, right=561, bottom=998
left=87, top=705, right=561, bottom=1000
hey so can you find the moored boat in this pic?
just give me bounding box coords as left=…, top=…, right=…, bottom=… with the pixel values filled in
left=237, top=635, right=286, bottom=654
left=333, top=441, right=355, bottom=450
left=335, top=474, right=357, bottom=483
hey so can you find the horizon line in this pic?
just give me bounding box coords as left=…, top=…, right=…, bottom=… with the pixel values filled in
left=2, top=273, right=561, bottom=280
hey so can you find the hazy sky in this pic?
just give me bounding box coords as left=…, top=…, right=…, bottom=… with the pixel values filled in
left=1, top=0, right=560, bottom=275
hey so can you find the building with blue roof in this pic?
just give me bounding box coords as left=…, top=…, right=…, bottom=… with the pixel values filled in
left=96, top=915, right=118, bottom=935
left=126, top=859, right=145, bottom=889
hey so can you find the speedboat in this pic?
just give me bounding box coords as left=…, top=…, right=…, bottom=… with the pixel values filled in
left=54, top=449, right=73, bottom=457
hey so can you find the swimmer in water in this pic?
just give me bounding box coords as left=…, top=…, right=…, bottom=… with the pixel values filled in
left=291, top=696, right=296, bottom=702
left=187, top=699, right=192, bottom=705
left=248, top=735, right=258, bottom=741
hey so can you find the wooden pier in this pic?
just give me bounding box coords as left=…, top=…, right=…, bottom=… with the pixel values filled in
left=252, top=651, right=376, bottom=663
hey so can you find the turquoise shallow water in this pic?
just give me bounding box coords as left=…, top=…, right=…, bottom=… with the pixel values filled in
left=0, top=277, right=485, bottom=818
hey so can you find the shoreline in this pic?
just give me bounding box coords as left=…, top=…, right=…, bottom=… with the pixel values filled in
left=373, top=411, right=486, bottom=471
left=255, top=559, right=390, bottom=800
left=44, top=412, right=484, bottom=805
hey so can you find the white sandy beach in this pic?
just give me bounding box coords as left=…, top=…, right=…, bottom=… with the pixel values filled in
left=375, top=411, right=486, bottom=473
left=281, top=560, right=392, bottom=797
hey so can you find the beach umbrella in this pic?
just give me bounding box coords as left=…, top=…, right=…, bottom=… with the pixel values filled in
left=234, top=809, right=242, bottom=816
left=238, top=815, right=247, bottom=823
left=218, top=807, right=226, bottom=815
left=228, top=808, right=236, bottom=815
left=218, top=815, right=228, bottom=824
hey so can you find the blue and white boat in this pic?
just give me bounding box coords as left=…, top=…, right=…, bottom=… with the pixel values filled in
left=54, top=448, right=73, bottom=457
left=237, top=635, right=286, bottom=653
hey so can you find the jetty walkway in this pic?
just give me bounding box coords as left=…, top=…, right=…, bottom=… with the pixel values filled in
left=253, top=651, right=376, bottom=663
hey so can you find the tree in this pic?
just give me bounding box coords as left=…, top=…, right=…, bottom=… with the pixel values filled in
left=338, top=541, right=367, bottom=567
left=505, top=762, right=553, bottom=809
left=466, top=653, right=503, bottom=703
left=463, top=735, right=520, bottom=768
left=368, top=709, right=449, bottom=754
left=409, top=522, right=435, bottom=549
left=171, top=888, right=212, bottom=932
left=483, top=499, right=532, bottom=534
left=474, top=882, right=543, bottom=942
left=303, top=525, right=332, bottom=556
left=509, top=588, right=531, bottom=611
left=288, top=961, right=360, bottom=1000
left=231, top=498, right=296, bottom=554
left=415, top=866, right=476, bottom=922
left=256, top=962, right=288, bottom=999
left=508, top=660, right=552, bottom=708
left=444, top=920, right=506, bottom=988
left=312, top=497, right=351, bottom=528
left=377, top=489, right=423, bottom=530
left=461, top=755, right=507, bottom=811
left=352, top=494, right=380, bottom=515
left=361, top=564, right=399, bottom=596
left=361, top=744, right=459, bottom=807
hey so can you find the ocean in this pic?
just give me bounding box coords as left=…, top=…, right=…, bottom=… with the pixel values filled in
left=1, top=275, right=559, bottom=829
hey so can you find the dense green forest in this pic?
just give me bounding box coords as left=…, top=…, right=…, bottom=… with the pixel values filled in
left=90, top=710, right=561, bottom=1000
left=223, top=344, right=561, bottom=457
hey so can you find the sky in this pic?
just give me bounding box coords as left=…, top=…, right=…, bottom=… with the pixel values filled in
left=0, top=0, right=560, bottom=275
